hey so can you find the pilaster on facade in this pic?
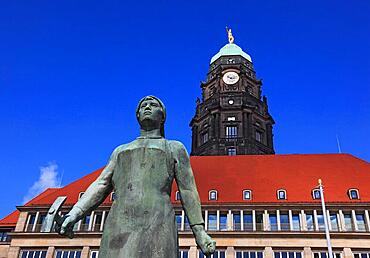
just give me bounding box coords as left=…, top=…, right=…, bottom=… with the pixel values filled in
left=205, top=210, right=208, bottom=230
left=264, top=247, right=274, bottom=258
left=216, top=210, right=220, bottom=231
left=313, top=210, right=319, bottom=231
left=227, top=210, right=232, bottom=231
left=226, top=246, right=235, bottom=258
left=289, top=210, right=293, bottom=230
left=7, top=246, right=20, bottom=258
left=300, top=210, right=307, bottom=231
left=327, top=210, right=332, bottom=231
left=339, top=210, right=345, bottom=231
left=240, top=210, right=244, bottom=231
left=181, top=210, right=185, bottom=231
left=46, top=246, right=55, bottom=258
left=277, top=210, right=281, bottom=231
left=15, top=212, right=27, bottom=232
left=264, top=210, right=269, bottom=231
left=365, top=210, right=370, bottom=231
left=343, top=248, right=353, bottom=258
left=81, top=246, right=90, bottom=258
left=303, top=247, right=312, bottom=258
left=189, top=246, right=197, bottom=258
left=252, top=210, right=256, bottom=231
left=351, top=210, right=357, bottom=231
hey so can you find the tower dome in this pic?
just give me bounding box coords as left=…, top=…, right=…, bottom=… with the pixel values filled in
left=210, top=43, right=252, bottom=64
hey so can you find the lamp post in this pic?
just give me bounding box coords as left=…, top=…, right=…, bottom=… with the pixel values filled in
left=318, top=179, right=333, bottom=258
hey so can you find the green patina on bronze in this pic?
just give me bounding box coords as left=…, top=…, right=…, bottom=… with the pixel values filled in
left=58, top=96, right=216, bottom=257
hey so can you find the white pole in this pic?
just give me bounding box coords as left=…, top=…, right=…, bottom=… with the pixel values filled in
left=318, top=179, right=333, bottom=258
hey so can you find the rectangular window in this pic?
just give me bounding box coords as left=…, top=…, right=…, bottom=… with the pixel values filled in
left=306, top=213, right=314, bottom=231
left=199, top=250, right=225, bottom=258
left=256, top=212, right=263, bottom=231
left=207, top=212, right=217, bottom=231
left=344, top=213, right=353, bottom=231
left=80, top=214, right=91, bottom=231
left=243, top=211, right=253, bottom=231
left=274, top=252, right=302, bottom=258
left=292, top=213, right=300, bottom=231
left=201, top=132, right=209, bottom=144
left=316, top=213, right=325, bottom=231
left=356, top=213, right=366, bottom=231
left=219, top=213, right=227, bottom=231
left=93, top=212, right=103, bottom=232
left=55, top=250, right=82, bottom=258
left=236, top=251, right=263, bottom=258
left=280, top=213, right=290, bottom=231
left=179, top=250, right=189, bottom=258
left=226, top=126, right=238, bottom=138
left=243, top=190, right=252, bottom=200
left=184, top=216, right=191, bottom=231
left=233, top=212, right=241, bottom=231
left=0, top=231, right=10, bottom=242
left=26, top=213, right=36, bottom=232
left=313, top=252, right=342, bottom=258
left=353, top=253, right=370, bottom=258
left=269, top=213, right=278, bottom=231
left=90, top=251, right=99, bottom=258
left=330, top=214, right=339, bottom=231
left=227, top=147, right=237, bottom=156
left=256, top=131, right=263, bottom=142
left=227, top=116, right=236, bottom=121
left=176, top=212, right=182, bottom=230
left=20, top=250, right=47, bottom=258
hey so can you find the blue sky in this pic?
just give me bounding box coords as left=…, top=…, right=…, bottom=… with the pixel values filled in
left=1, top=1, right=369, bottom=218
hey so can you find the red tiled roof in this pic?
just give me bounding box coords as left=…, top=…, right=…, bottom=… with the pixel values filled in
left=1, top=154, right=369, bottom=227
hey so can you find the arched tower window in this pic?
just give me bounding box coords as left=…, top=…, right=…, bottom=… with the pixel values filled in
left=243, top=190, right=252, bottom=200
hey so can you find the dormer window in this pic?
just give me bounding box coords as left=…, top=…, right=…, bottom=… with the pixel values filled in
left=312, top=189, right=321, bottom=200
left=348, top=189, right=359, bottom=200
left=111, top=192, right=117, bottom=201
left=78, top=192, right=85, bottom=199
left=243, top=190, right=252, bottom=200
left=277, top=189, right=287, bottom=200
left=209, top=190, right=218, bottom=201
left=175, top=191, right=181, bottom=201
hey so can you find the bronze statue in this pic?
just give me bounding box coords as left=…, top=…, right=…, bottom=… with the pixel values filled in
left=57, top=96, right=216, bottom=257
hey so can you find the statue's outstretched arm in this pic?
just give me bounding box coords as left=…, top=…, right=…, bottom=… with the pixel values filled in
left=59, top=148, right=119, bottom=235
left=172, top=141, right=216, bottom=255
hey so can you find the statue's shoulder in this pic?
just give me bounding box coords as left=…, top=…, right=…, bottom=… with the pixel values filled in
left=167, top=140, right=187, bottom=155
left=110, top=140, right=137, bottom=158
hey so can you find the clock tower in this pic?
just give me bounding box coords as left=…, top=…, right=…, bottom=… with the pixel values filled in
left=190, top=29, right=275, bottom=156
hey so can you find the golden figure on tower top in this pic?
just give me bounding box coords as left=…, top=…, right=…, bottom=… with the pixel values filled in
left=226, top=27, right=234, bottom=44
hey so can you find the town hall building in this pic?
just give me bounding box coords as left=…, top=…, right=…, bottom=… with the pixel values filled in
left=1, top=32, right=370, bottom=258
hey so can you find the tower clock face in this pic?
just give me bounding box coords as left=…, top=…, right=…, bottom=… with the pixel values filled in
left=223, top=71, right=239, bottom=85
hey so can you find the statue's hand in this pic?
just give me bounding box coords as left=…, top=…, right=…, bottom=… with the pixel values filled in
left=55, top=213, right=77, bottom=239
left=194, top=228, right=216, bottom=256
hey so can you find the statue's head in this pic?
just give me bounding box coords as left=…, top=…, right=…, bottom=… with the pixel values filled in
left=136, top=95, right=166, bottom=137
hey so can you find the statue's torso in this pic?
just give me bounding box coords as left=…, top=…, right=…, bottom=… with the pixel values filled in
left=100, top=138, right=178, bottom=258
left=111, top=138, right=175, bottom=227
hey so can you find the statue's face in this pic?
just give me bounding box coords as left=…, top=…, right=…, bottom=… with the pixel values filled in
left=137, top=97, right=164, bottom=130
